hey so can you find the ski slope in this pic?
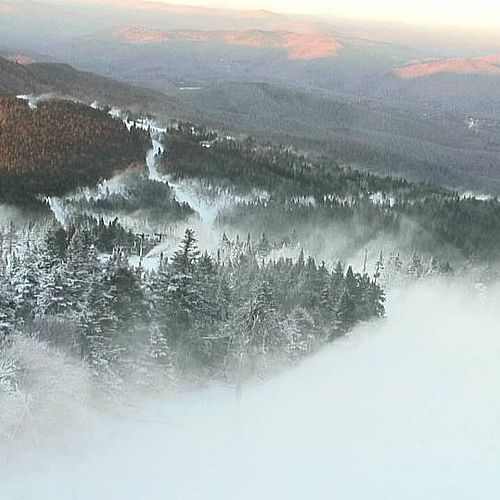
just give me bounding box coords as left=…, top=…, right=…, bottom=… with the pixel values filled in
left=2, top=279, right=500, bottom=499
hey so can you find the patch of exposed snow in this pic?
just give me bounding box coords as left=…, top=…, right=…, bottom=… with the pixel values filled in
left=16, top=94, right=39, bottom=110
left=370, top=192, right=396, bottom=207
left=289, top=195, right=316, bottom=207
left=46, top=197, right=69, bottom=227
left=461, top=191, right=494, bottom=202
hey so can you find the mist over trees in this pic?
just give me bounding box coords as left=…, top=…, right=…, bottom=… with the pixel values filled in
left=2, top=7, right=500, bottom=492
left=1, top=100, right=498, bottom=446
left=0, top=220, right=385, bottom=396
left=164, top=125, right=500, bottom=261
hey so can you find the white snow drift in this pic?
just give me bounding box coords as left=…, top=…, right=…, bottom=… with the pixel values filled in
left=2, top=278, right=500, bottom=499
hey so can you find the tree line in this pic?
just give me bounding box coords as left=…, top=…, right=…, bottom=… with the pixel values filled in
left=162, top=124, right=500, bottom=261
left=0, top=221, right=385, bottom=392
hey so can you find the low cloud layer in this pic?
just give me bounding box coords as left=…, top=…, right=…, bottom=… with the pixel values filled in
left=3, top=278, right=500, bottom=499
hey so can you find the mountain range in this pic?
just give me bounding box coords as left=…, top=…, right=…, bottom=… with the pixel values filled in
left=1, top=0, right=500, bottom=193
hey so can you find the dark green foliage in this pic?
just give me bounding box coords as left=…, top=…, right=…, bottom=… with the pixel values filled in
left=396, top=196, right=500, bottom=260
left=68, top=174, right=193, bottom=221
left=66, top=216, right=136, bottom=254
left=164, top=128, right=434, bottom=200
left=164, top=127, right=500, bottom=261
left=0, top=287, right=15, bottom=349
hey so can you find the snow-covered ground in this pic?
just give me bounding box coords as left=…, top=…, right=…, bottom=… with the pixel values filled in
left=31, top=107, right=261, bottom=263
left=16, top=94, right=40, bottom=110
left=46, top=196, right=68, bottom=227
left=4, top=101, right=500, bottom=499
left=461, top=191, right=494, bottom=202
left=2, top=279, right=500, bottom=499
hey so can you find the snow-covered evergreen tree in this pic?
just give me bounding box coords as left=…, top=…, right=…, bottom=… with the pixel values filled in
left=0, top=286, right=15, bottom=350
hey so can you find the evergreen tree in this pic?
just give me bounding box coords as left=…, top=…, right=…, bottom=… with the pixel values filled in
left=78, top=266, right=121, bottom=383
left=245, top=280, right=284, bottom=357
left=374, top=251, right=384, bottom=283
left=36, top=231, right=68, bottom=317
left=256, top=232, right=271, bottom=259
left=9, top=247, right=39, bottom=322
left=148, top=323, right=175, bottom=381
left=408, top=252, right=424, bottom=279
left=336, top=291, right=357, bottom=335
left=64, top=227, right=100, bottom=313
left=0, top=286, right=15, bottom=349
left=284, top=307, right=318, bottom=362
left=171, top=229, right=200, bottom=274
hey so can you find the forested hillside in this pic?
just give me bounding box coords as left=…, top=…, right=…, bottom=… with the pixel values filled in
left=174, top=82, right=500, bottom=194
left=0, top=56, right=182, bottom=116
left=2, top=3, right=500, bottom=491
left=3, top=55, right=500, bottom=195
left=163, top=125, right=500, bottom=261
left=0, top=219, right=385, bottom=397
left=0, top=95, right=150, bottom=202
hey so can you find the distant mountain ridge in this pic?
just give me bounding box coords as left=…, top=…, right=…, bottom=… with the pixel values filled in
left=111, top=27, right=343, bottom=60
left=394, top=55, right=500, bottom=78
left=2, top=54, right=500, bottom=195
left=0, top=1, right=16, bottom=13
left=2, top=0, right=500, bottom=120
left=176, top=81, right=500, bottom=194
left=0, top=55, right=183, bottom=116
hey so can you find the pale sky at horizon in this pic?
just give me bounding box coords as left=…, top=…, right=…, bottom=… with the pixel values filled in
left=153, top=0, right=500, bottom=28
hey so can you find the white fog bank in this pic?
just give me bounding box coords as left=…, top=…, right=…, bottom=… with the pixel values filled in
left=2, top=279, right=500, bottom=499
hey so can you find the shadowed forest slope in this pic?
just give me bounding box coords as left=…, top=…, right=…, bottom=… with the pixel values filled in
left=0, top=95, right=150, bottom=201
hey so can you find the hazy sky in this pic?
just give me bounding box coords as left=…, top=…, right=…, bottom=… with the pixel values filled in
left=161, top=0, right=500, bottom=28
